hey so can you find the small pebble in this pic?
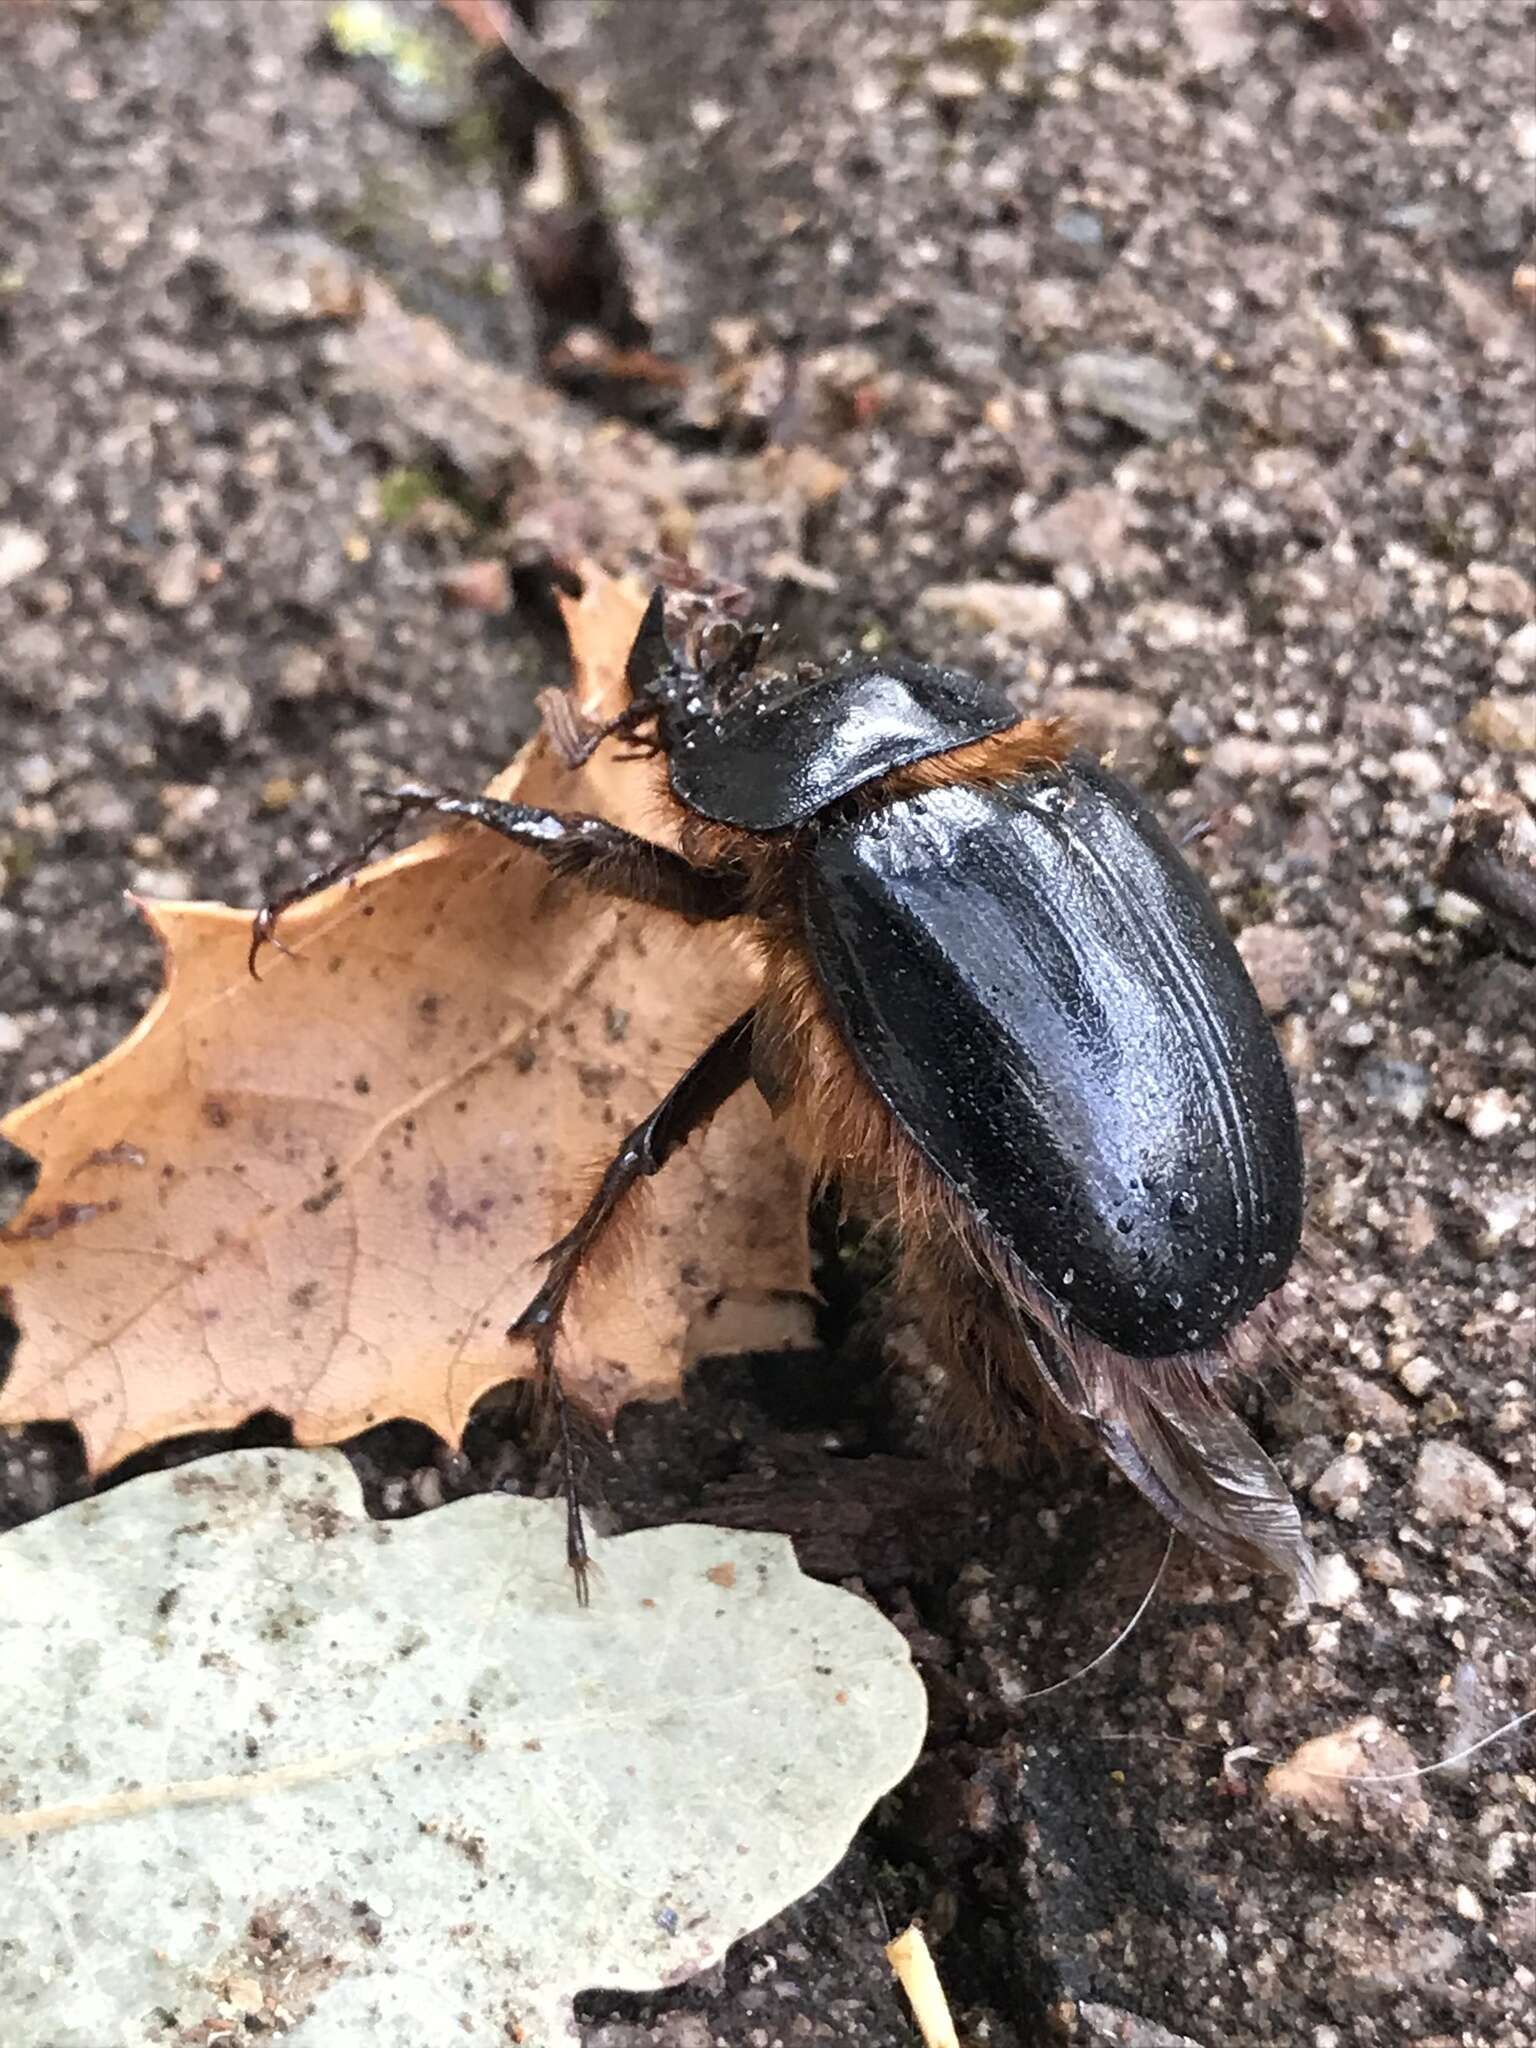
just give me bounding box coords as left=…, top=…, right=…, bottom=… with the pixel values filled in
left=129, top=865, right=193, bottom=900
left=145, top=666, right=254, bottom=742
left=1388, top=748, right=1443, bottom=794
left=1466, top=562, right=1536, bottom=619
left=1054, top=205, right=1104, bottom=249
left=222, top=1976, right=264, bottom=2016
left=1400, top=1351, right=1441, bottom=1400
left=918, top=579, right=1067, bottom=644
left=74, top=779, right=135, bottom=837
left=1011, top=484, right=1146, bottom=574
left=1059, top=350, right=1200, bottom=442
left=278, top=648, right=329, bottom=701
left=1435, top=889, right=1486, bottom=930
left=1465, top=693, right=1536, bottom=753
left=1358, top=1057, right=1431, bottom=1124
left=1127, top=599, right=1245, bottom=652
left=440, top=559, right=511, bottom=613
left=1264, top=1716, right=1429, bottom=1831
left=1206, top=736, right=1293, bottom=779
left=0, top=523, right=48, bottom=588
left=1175, top=0, right=1256, bottom=70
left=1077, top=2004, right=1204, bottom=2048
left=1334, top=1373, right=1412, bottom=1438
left=15, top=753, right=57, bottom=798
left=1467, top=1186, right=1533, bottom=1254
left=411, top=1467, right=444, bottom=1511
left=1500, top=620, right=1536, bottom=673
left=1413, top=1441, right=1507, bottom=1524
left=1311, top=1553, right=1362, bottom=1610
left=1359, top=1544, right=1405, bottom=1586
left=1488, top=1833, right=1519, bottom=1882
left=150, top=541, right=202, bottom=610
left=1311, top=1453, right=1373, bottom=1519
left=1237, top=923, right=1316, bottom=1015
left=1460, top=1088, right=1520, bottom=1140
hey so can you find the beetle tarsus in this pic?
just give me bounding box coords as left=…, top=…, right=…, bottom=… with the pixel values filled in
left=529, top=1317, right=593, bottom=1608
left=537, top=689, right=662, bottom=770
left=248, top=803, right=417, bottom=978
left=537, top=686, right=605, bottom=769
left=510, top=1254, right=594, bottom=1607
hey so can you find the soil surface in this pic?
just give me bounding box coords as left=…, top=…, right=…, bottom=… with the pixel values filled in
left=2, top=2, right=1534, bottom=2044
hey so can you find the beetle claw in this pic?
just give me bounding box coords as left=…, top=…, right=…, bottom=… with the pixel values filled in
left=248, top=912, right=299, bottom=981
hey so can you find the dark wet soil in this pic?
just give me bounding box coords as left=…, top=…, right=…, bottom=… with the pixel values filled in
left=2, top=3, right=1533, bottom=2044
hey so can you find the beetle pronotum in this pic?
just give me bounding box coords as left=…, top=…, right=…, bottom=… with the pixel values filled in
left=255, top=586, right=1311, bottom=1600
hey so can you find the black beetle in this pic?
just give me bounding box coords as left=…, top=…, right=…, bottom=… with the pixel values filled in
left=254, top=586, right=1311, bottom=1598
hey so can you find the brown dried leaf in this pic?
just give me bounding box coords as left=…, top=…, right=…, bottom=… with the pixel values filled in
left=0, top=571, right=810, bottom=1469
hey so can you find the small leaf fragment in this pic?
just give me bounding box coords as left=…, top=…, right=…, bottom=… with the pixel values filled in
left=0, top=1447, right=928, bottom=2047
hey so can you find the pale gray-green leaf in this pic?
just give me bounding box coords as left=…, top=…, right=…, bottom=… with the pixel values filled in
left=0, top=1448, right=926, bottom=2046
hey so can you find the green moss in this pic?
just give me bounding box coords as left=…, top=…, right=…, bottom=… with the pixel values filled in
left=0, top=836, right=38, bottom=888
left=326, top=1, right=447, bottom=88
left=449, top=106, right=499, bottom=169
left=377, top=466, right=445, bottom=526
left=1423, top=515, right=1476, bottom=569
left=612, top=182, right=665, bottom=226
left=77, top=0, right=168, bottom=36
left=938, top=27, right=1022, bottom=85
left=475, top=258, right=515, bottom=300
left=375, top=460, right=500, bottom=534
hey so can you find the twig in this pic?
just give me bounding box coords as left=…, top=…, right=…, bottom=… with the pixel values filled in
left=886, top=1925, right=961, bottom=2048
left=1439, top=794, right=1536, bottom=957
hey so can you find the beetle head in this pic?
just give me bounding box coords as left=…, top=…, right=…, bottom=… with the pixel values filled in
left=625, top=583, right=772, bottom=730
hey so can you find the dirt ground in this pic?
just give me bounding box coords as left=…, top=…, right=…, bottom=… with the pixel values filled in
left=2, top=1, right=1534, bottom=2044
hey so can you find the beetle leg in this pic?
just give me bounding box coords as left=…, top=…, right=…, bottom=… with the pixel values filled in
left=368, top=786, right=750, bottom=917
left=536, top=687, right=662, bottom=769
left=510, top=1010, right=758, bottom=1602
left=251, top=785, right=749, bottom=974
left=248, top=805, right=428, bottom=978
